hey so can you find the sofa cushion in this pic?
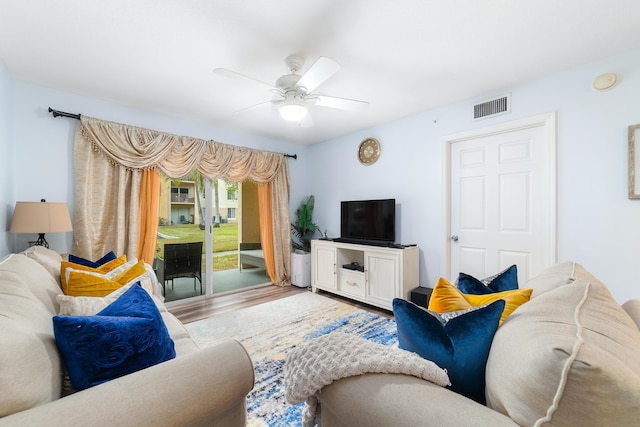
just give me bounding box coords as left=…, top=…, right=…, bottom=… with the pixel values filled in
left=0, top=319, right=61, bottom=417
left=1, top=254, right=62, bottom=314
left=0, top=254, right=61, bottom=322
left=162, top=312, right=202, bottom=356
left=393, top=298, right=504, bottom=404
left=0, top=254, right=63, bottom=417
left=428, top=277, right=532, bottom=326
left=486, top=271, right=640, bottom=426
left=22, top=245, right=64, bottom=284
left=623, top=300, right=640, bottom=330
left=57, top=280, right=165, bottom=316
left=68, top=251, right=117, bottom=268
left=53, top=284, right=175, bottom=390
left=143, top=261, right=164, bottom=299
left=520, top=260, right=579, bottom=298
left=101, top=260, right=161, bottom=297
left=457, top=265, right=518, bottom=294
left=57, top=285, right=132, bottom=316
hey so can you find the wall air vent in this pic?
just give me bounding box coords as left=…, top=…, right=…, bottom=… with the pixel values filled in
left=473, top=94, right=511, bottom=120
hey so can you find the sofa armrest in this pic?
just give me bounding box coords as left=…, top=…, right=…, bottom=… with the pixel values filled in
left=0, top=340, right=254, bottom=427
left=317, top=373, right=518, bottom=427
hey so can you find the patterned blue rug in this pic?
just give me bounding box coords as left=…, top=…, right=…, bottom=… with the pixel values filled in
left=185, top=291, right=398, bottom=427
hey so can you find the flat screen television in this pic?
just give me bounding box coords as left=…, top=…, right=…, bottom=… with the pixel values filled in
left=340, top=199, right=396, bottom=244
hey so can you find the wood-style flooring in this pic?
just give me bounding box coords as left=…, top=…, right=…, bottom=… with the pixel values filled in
left=168, top=285, right=393, bottom=324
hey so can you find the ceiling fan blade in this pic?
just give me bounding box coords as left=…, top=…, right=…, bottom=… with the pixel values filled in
left=314, top=95, right=369, bottom=111
left=214, top=68, right=279, bottom=92
left=233, top=101, right=273, bottom=114
left=295, top=57, right=340, bottom=93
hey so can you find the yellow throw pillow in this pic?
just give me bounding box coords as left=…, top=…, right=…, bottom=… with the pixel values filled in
left=428, top=277, right=532, bottom=326
left=98, top=260, right=157, bottom=296
left=65, top=260, right=146, bottom=297
left=112, top=260, right=147, bottom=286
left=60, top=255, right=127, bottom=293
left=65, top=271, right=121, bottom=297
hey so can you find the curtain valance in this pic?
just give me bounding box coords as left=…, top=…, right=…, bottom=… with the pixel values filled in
left=80, top=116, right=288, bottom=182
left=74, top=115, right=292, bottom=286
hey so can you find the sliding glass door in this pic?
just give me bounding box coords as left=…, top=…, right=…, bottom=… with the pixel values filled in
left=205, top=178, right=269, bottom=296
left=157, top=174, right=269, bottom=303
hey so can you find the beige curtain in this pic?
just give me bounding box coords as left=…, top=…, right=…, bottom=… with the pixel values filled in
left=74, top=116, right=291, bottom=285
left=269, top=167, right=292, bottom=286
left=73, top=125, right=141, bottom=258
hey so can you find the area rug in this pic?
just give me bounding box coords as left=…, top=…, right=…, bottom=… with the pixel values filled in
left=185, top=291, right=398, bottom=427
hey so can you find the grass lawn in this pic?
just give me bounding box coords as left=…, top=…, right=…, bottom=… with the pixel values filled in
left=156, top=223, right=239, bottom=271
left=213, top=254, right=238, bottom=271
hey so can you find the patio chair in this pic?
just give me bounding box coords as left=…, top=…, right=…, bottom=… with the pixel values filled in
left=155, top=241, right=203, bottom=295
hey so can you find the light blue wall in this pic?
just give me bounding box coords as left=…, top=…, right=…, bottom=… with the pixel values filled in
left=5, top=72, right=309, bottom=254
left=309, top=48, right=640, bottom=303
left=4, top=49, right=640, bottom=302
left=0, top=59, right=13, bottom=255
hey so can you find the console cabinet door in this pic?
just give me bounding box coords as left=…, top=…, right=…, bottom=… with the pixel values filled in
left=312, top=242, right=337, bottom=290
left=365, top=251, right=400, bottom=308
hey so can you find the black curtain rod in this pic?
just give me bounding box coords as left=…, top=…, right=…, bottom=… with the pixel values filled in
left=48, top=107, right=81, bottom=120
left=47, top=106, right=297, bottom=159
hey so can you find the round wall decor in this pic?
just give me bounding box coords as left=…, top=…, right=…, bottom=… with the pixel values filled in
left=592, top=73, right=618, bottom=91
left=358, top=137, right=380, bottom=165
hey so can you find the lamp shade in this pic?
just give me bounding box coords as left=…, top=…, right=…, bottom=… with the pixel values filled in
left=9, top=201, right=73, bottom=234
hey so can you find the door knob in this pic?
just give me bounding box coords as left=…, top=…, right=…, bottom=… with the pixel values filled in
left=450, top=235, right=459, bottom=242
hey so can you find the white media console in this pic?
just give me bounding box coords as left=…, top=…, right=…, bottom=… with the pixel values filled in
left=311, top=239, right=419, bottom=311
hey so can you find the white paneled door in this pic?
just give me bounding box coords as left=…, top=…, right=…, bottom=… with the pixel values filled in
left=443, top=114, right=556, bottom=285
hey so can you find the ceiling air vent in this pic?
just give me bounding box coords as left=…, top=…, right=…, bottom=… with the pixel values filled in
left=473, top=94, right=511, bottom=120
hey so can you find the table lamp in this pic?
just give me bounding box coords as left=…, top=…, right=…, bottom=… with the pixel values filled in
left=9, top=199, right=73, bottom=248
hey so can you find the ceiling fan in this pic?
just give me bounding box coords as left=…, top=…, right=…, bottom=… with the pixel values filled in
left=214, top=55, right=369, bottom=124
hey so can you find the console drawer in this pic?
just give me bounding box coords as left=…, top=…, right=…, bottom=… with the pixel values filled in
left=338, top=269, right=365, bottom=297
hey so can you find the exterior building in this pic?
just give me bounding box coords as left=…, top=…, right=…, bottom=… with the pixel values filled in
left=158, top=176, right=239, bottom=226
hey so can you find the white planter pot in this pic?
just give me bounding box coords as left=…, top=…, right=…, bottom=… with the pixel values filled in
left=291, top=251, right=311, bottom=287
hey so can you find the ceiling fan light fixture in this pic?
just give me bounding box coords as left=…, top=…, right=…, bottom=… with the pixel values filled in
left=215, top=54, right=368, bottom=124
left=278, top=99, right=308, bottom=122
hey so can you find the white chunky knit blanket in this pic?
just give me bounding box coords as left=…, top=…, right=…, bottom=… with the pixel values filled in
left=284, top=332, right=450, bottom=427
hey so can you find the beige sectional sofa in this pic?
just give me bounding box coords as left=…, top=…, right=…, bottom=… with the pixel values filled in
left=0, top=247, right=254, bottom=426
left=316, top=261, right=640, bottom=427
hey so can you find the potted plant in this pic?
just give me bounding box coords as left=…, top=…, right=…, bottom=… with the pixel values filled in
left=291, top=195, right=321, bottom=252
left=290, top=195, right=321, bottom=287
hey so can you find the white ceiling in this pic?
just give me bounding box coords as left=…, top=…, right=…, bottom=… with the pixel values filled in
left=1, top=0, right=640, bottom=145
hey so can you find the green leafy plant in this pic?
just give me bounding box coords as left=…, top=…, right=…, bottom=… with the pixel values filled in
left=291, top=195, right=321, bottom=253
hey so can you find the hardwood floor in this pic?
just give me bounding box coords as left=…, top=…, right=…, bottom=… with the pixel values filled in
left=167, top=285, right=393, bottom=324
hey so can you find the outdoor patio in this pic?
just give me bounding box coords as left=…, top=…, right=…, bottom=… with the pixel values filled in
left=162, top=266, right=270, bottom=303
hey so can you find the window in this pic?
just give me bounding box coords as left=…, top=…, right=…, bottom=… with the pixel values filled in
left=228, top=208, right=236, bottom=219
left=227, top=188, right=237, bottom=201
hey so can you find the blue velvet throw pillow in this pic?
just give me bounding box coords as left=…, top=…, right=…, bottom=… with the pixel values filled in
left=53, top=283, right=175, bottom=390
left=68, top=251, right=117, bottom=268
left=457, top=264, right=518, bottom=295
left=392, top=298, right=505, bottom=404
